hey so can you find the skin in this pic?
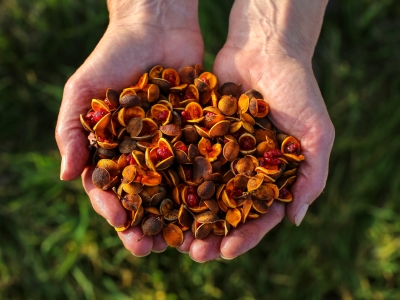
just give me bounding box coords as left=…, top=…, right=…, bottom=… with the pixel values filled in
left=56, top=0, right=334, bottom=261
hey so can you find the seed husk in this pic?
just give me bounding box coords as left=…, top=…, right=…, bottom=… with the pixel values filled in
left=121, top=194, right=142, bottom=211
left=197, top=181, right=215, bottom=199
left=142, top=216, right=164, bottom=236
left=163, top=223, right=184, bottom=248
left=126, top=118, right=143, bottom=138
left=92, top=168, right=111, bottom=190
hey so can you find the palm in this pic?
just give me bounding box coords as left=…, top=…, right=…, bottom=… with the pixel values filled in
left=186, top=46, right=334, bottom=261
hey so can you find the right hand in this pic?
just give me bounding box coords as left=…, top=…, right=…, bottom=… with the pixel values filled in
left=55, top=0, right=204, bottom=257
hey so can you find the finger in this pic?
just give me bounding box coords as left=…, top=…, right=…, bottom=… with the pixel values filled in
left=220, top=202, right=285, bottom=259
left=82, top=166, right=127, bottom=227
left=177, top=230, right=195, bottom=253
left=189, top=234, right=223, bottom=263
left=56, top=75, right=97, bottom=181
left=117, top=226, right=153, bottom=257
left=152, top=232, right=168, bottom=253
left=286, top=117, right=335, bottom=225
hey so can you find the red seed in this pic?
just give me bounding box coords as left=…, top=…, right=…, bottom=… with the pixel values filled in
left=156, top=147, right=172, bottom=161
left=200, top=77, right=210, bottom=86
left=205, top=112, right=216, bottom=119
left=187, top=194, right=199, bottom=208
left=157, top=110, right=169, bottom=122
left=187, top=186, right=195, bottom=194
left=183, top=166, right=193, bottom=180
left=263, top=149, right=282, bottom=166
left=258, top=101, right=267, bottom=113
left=104, top=99, right=113, bottom=109
left=181, top=111, right=192, bottom=120
left=184, top=92, right=196, bottom=100
left=175, top=145, right=188, bottom=154
left=165, top=73, right=176, bottom=87
left=279, top=187, right=289, bottom=199
left=284, top=142, right=300, bottom=155
left=240, top=136, right=255, bottom=150
left=193, top=108, right=201, bottom=118
left=206, top=146, right=214, bottom=153
left=233, top=188, right=243, bottom=197
left=126, top=153, right=137, bottom=165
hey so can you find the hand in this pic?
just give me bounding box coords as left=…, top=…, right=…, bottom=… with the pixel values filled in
left=56, top=0, right=203, bottom=256
left=187, top=0, right=335, bottom=262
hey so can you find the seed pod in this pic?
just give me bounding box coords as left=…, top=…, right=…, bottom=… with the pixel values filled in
left=131, top=206, right=145, bottom=226
left=163, top=223, right=184, bottom=247
left=180, top=66, right=196, bottom=84
left=197, top=181, right=215, bottom=199
left=281, top=136, right=305, bottom=162
left=220, top=82, right=241, bottom=99
left=120, top=92, right=140, bottom=108
left=193, top=222, right=213, bottom=239
left=213, top=219, right=231, bottom=236
left=121, top=194, right=142, bottom=211
left=218, top=95, right=237, bottom=116
left=226, top=208, right=241, bottom=228
left=178, top=204, right=193, bottom=231
left=141, top=216, right=164, bottom=236
left=92, top=168, right=111, bottom=190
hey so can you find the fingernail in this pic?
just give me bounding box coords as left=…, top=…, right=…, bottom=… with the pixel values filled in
left=220, top=254, right=235, bottom=260
left=60, top=155, right=66, bottom=180
left=295, top=204, right=309, bottom=226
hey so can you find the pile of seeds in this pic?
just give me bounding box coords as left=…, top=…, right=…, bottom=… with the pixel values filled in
left=80, top=64, right=305, bottom=248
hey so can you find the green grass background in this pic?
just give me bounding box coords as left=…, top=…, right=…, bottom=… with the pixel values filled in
left=1, top=0, right=400, bottom=299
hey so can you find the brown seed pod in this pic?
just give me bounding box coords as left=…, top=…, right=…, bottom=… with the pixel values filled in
left=92, top=168, right=111, bottom=190
left=197, top=181, right=216, bottom=199
left=121, top=182, right=143, bottom=195
left=178, top=204, right=193, bottom=231
left=182, top=125, right=199, bottom=144
left=126, top=118, right=143, bottom=138
left=213, top=219, right=231, bottom=236
left=245, top=89, right=263, bottom=100
left=180, top=66, right=196, bottom=84
left=120, top=92, right=140, bottom=108
left=218, top=95, right=237, bottom=116
left=131, top=206, right=145, bottom=226
left=141, top=216, right=164, bottom=237
left=106, top=88, right=120, bottom=109
left=203, top=199, right=220, bottom=215
left=160, top=198, right=174, bottom=216
left=119, top=138, right=137, bottom=154
left=251, top=183, right=279, bottom=202
left=121, top=194, right=142, bottom=211
left=193, top=156, right=213, bottom=184
left=149, top=65, right=163, bottom=79
left=220, top=82, right=241, bottom=99
left=193, top=222, right=213, bottom=239
left=195, top=210, right=218, bottom=224
left=223, top=140, right=240, bottom=162
left=97, top=159, right=119, bottom=177
left=163, top=223, right=184, bottom=247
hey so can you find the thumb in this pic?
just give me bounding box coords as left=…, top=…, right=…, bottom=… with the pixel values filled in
left=56, top=74, right=96, bottom=180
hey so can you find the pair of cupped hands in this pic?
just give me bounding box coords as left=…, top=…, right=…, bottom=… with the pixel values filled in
left=55, top=1, right=334, bottom=262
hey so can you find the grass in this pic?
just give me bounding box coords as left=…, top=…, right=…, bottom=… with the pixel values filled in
left=1, top=0, right=400, bottom=299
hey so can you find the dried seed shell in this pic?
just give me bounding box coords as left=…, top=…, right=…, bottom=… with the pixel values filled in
left=163, top=223, right=184, bottom=247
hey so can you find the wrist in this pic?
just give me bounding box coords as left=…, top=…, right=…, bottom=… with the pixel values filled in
left=107, top=0, right=200, bottom=31
left=226, top=0, right=328, bottom=62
